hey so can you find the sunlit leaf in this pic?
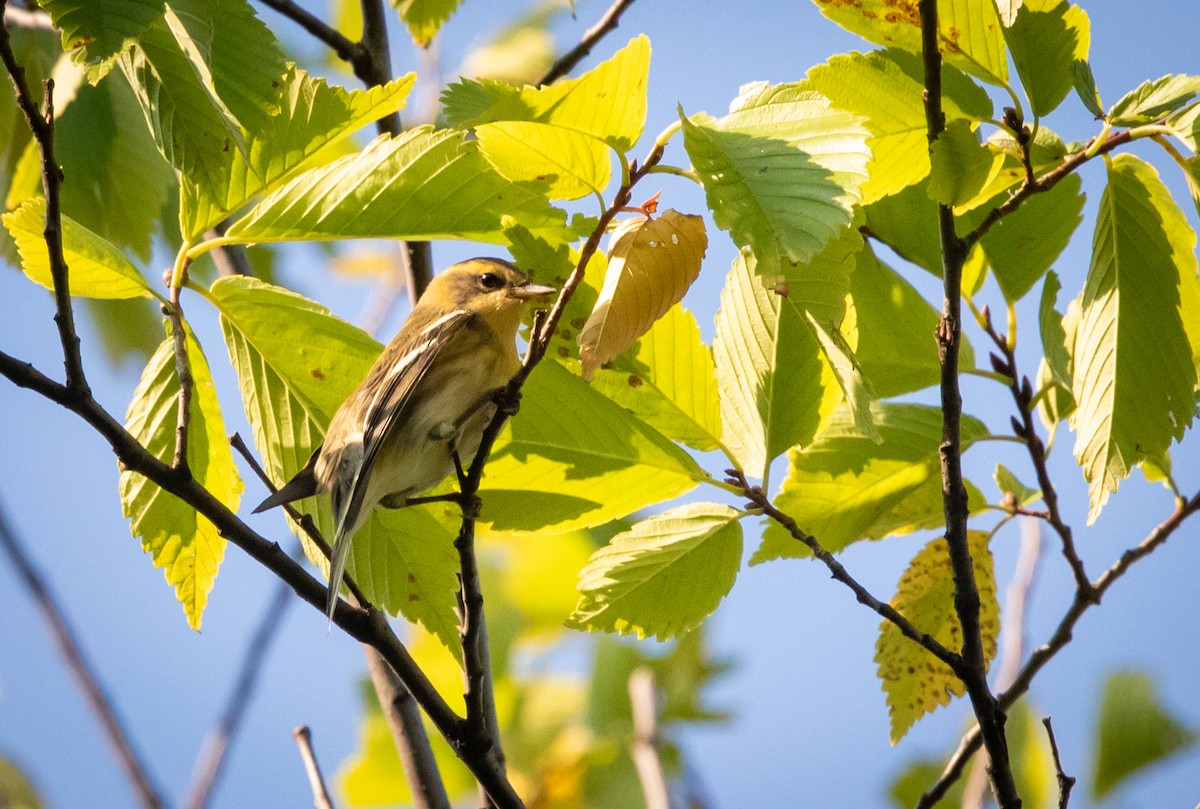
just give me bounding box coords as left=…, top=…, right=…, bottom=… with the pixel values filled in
left=876, top=530, right=998, bottom=744
left=225, top=128, right=572, bottom=246
left=1071, top=155, right=1197, bottom=524
left=753, top=404, right=987, bottom=563
left=681, top=83, right=870, bottom=275
left=579, top=211, right=707, bottom=379
left=480, top=360, right=707, bottom=534
left=1005, top=0, right=1090, bottom=117
left=40, top=0, right=165, bottom=80
left=928, top=119, right=992, bottom=207
left=807, top=48, right=992, bottom=202
left=3, top=197, right=155, bottom=300
left=811, top=0, right=1009, bottom=86
left=994, top=463, right=1040, bottom=506
left=393, top=0, right=464, bottom=46
left=1073, top=59, right=1105, bottom=118
left=120, top=328, right=242, bottom=629
left=1109, top=74, right=1200, bottom=126
left=568, top=504, right=743, bottom=640
left=1092, top=671, right=1197, bottom=798
left=476, top=120, right=610, bottom=200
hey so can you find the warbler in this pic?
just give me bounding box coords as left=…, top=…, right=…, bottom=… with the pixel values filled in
left=254, top=257, right=555, bottom=621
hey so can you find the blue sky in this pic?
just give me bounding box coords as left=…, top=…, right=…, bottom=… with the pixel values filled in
left=2, top=2, right=1199, bottom=808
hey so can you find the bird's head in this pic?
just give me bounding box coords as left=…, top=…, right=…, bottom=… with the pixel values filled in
left=423, top=257, right=556, bottom=333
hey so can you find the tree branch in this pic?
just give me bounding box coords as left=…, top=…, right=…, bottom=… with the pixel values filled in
left=727, top=468, right=966, bottom=677
left=983, top=311, right=1093, bottom=595
left=538, top=0, right=639, bottom=86
left=0, top=11, right=88, bottom=396
left=918, top=2, right=1020, bottom=805
left=1042, top=717, right=1075, bottom=809
left=255, top=0, right=360, bottom=63
left=917, top=490, right=1200, bottom=807
left=292, top=726, right=337, bottom=809
left=184, top=577, right=293, bottom=809
left=0, top=498, right=168, bottom=809
left=0, top=349, right=531, bottom=805
left=629, top=667, right=672, bottom=809
left=2, top=4, right=52, bottom=30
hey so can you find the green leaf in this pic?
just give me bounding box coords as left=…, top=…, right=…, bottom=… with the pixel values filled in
left=225, top=127, right=572, bottom=246
left=0, top=755, right=43, bottom=809
left=1005, top=0, right=1091, bottom=117
left=888, top=760, right=964, bottom=808
left=119, top=329, right=242, bottom=629
left=210, top=277, right=461, bottom=650
left=392, top=0, right=464, bottom=46
left=980, top=172, right=1085, bottom=301
left=457, top=5, right=564, bottom=85
left=713, top=253, right=842, bottom=480
left=1071, top=155, right=1197, bottom=524
left=1072, top=59, right=1105, bottom=118
left=182, top=68, right=416, bottom=237
left=847, top=243, right=975, bottom=397
left=443, top=35, right=651, bottom=153
left=928, top=119, right=992, bottom=207
left=1109, top=74, right=1200, bottom=126
left=753, top=404, right=987, bottom=563
left=875, top=530, right=998, bottom=744
left=567, top=503, right=743, bottom=640
left=807, top=48, right=992, bottom=202
left=812, top=0, right=1009, bottom=86
left=863, top=182, right=942, bottom=273
left=1092, top=671, right=1197, bottom=799
left=994, top=463, right=1040, bottom=506
left=681, top=84, right=870, bottom=274
left=40, top=0, right=165, bottom=80
left=475, top=121, right=610, bottom=200
left=1006, top=701, right=1058, bottom=809
left=7, top=66, right=175, bottom=260
left=2, top=197, right=155, bottom=300
left=1038, top=271, right=1072, bottom=390
left=589, top=303, right=724, bottom=452
left=806, top=311, right=879, bottom=443
left=479, top=360, right=706, bottom=534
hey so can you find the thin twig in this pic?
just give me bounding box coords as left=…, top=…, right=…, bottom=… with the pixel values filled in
left=255, top=0, right=360, bottom=63
left=1042, top=717, right=1075, bottom=809
left=917, top=490, right=1200, bottom=807
left=0, top=13, right=88, bottom=395
left=293, top=726, right=337, bottom=809
left=629, top=667, right=672, bottom=809
left=983, top=311, right=1092, bottom=595
left=184, top=578, right=293, bottom=809
left=730, top=468, right=966, bottom=676
left=0, top=498, right=168, bottom=809
left=918, top=2, right=1020, bottom=805
left=538, top=0, right=640, bottom=86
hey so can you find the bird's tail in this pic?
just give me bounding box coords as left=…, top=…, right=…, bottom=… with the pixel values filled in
left=252, top=449, right=321, bottom=513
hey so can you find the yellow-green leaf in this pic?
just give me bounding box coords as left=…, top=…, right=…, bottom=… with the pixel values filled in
left=579, top=210, right=708, bottom=380
left=392, top=0, right=463, bottom=46
left=567, top=503, right=743, bottom=640
left=1005, top=0, right=1091, bottom=117
left=927, top=119, right=992, bottom=207
left=476, top=120, right=610, bottom=200
left=119, top=330, right=242, bottom=629
left=875, top=530, right=998, bottom=744
left=2, top=197, right=155, bottom=300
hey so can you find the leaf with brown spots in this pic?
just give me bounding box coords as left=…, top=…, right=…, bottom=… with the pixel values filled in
left=578, top=210, right=707, bottom=380
left=875, top=530, right=998, bottom=744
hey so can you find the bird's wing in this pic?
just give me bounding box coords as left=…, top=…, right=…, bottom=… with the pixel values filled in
left=325, top=309, right=471, bottom=621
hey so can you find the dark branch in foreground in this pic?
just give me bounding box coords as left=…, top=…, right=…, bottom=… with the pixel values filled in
left=917, top=490, right=1200, bottom=808
left=0, top=499, right=168, bottom=809
left=538, top=0, right=640, bottom=86
left=727, top=469, right=966, bottom=676
left=918, top=2, right=1020, bottom=805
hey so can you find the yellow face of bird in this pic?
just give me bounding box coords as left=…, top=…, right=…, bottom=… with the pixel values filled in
left=425, top=258, right=556, bottom=327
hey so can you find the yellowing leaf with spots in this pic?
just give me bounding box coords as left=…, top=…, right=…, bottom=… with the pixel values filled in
left=875, top=530, right=998, bottom=744
left=578, top=210, right=707, bottom=380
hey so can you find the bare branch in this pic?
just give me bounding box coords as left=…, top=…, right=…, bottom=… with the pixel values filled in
left=0, top=499, right=168, bottom=809
left=0, top=15, right=88, bottom=395
left=538, top=0, right=640, bottom=86
left=918, top=490, right=1200, bottom=807
left=1042, top=717, right=1075, bottom=809
left=185, top=579, right=293, bottom=809
left=728, top=468, right=966, bottom=677
left=629, top=667, right=672, bottom=809
left=3, top=5, right=52, bottom=30
left=255, top=0, right=360, bottom=63
left=293, top=726, right=337, bottom=809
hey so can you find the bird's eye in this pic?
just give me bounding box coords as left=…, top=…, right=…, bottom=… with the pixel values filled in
left=479, top=272, right=505, bottom=290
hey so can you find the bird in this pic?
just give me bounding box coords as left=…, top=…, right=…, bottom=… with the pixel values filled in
left=253, top=257, right=555, bottom=622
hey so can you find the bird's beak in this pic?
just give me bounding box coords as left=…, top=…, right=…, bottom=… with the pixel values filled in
left=511, top=282, right=557, bottom=300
